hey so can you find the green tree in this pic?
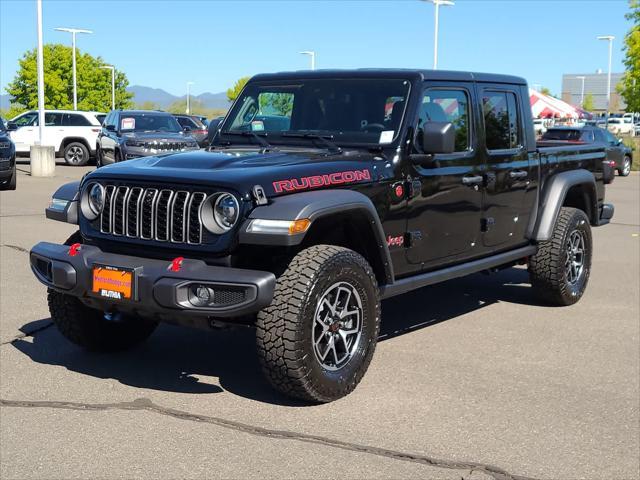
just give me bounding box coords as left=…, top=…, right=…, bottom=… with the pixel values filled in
left=583, top=93, right=595, bottom=111
left=620, top=0, right=640, bottom=112
left=137, top=101, right=161, bottom=110
left=259, top=93, right=293, bottom=116
left=226, top=76, right=250, bottom=103
left=540, top=87, right=552, bottom=97
left=6, top=44, right=133, bottom=112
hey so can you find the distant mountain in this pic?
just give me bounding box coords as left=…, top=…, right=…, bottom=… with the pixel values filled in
left=127, top=85, right=230, bottom=110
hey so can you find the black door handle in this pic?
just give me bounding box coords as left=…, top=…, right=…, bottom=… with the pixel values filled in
left=462, top=175, right=483, bottom=186
left=509, top=170, right=528, bottom=179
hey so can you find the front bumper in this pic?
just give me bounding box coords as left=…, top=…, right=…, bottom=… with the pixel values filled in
left=30, top=242, right=276, bottom=321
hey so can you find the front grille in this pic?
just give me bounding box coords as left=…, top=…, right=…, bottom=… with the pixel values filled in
left=139, top=141, right=190, bottom=151
left=98, top=185, right=207, bottom=245
left=0, top=142, right=10, bottom=149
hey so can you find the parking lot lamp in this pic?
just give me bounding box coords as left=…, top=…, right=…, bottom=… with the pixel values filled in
left=597, top=35, right=615, bottom=124
left=54, top=27, right=93, bottom=110
left=421, top=0, right=454, bottom=69
left=36, top=0, right=45, bottom=143
left=100, top=65, right=115, bottom=110
left=186, top=81, right=194, bottom=115
left=299, top=51, right=316, bottom=70
left=576, top=76, right=586, bottom=107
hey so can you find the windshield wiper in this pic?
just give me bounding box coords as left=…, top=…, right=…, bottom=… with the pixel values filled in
left=223, top=131, right=278, bottom=152
left=281, top=133, right=342, bottom=154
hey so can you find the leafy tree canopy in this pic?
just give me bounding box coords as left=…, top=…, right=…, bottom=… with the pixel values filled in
left=6, top=44, right=133, bottom=112
left=583, top=93, right=595, bottom=112
left=226, top=77, right=250, bottom=103
left=620, top=0, right=640, bottom=112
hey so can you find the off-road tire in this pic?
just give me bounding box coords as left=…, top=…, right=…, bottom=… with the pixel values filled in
left=1, top=164, right=16, bottom=191
left=256, top=245, right=381, bottom=403
left=48, top=231, right=158, bottom=351
left=619, top=156, right=632, bottom=177
left=529, top=207, right=592, bottom=306
left=63, top=142, right=89, bottom=166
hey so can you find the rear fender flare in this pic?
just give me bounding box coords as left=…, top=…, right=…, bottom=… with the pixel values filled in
left=531, top=169, right=598, bottom=242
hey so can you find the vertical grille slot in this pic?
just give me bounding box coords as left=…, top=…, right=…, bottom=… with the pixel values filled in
left=155, top=190, right=173, bottom=241
left=126, top=187, right=143, bottom=237
left=187, top=193, right=206, bottom=244
left=100, top=186, right=116, bottom=233
left=112, top=186, right=129, bottom=236
left=171, top=191, right=189, bottom=243
left=140, top=188, right=158, bottom=240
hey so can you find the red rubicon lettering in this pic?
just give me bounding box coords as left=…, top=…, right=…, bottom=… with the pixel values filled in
left=273, top=169, right=371, bottom=193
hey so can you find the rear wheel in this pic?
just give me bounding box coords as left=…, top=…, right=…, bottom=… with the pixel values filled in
left=529, top=207, right=592, bottom=306
left=619, top=156, right=631, bottom=176
left=63, top=142, right=89, bottom=166
left=256, top=245, right=381, bottom=403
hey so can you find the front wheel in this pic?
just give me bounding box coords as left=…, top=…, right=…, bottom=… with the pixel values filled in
left=63, top=142, right=89, bottom=166
left=0, top=163, right=16, bottom=191
left=256, top=245, right=381, bottom=403
left=529, top=207, right=592, bottom=306
left=619, top=156, right=632, bottom=176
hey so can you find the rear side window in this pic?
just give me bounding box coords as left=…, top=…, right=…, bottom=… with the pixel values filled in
left=483, top=91, right=520, bottom=150
left=63, top=114, right=92, bottom=126
left=177, top=117, right=198, bottom=129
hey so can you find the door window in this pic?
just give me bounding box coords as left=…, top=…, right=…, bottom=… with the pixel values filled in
left=63, top=114, right=92, bottom=126
left=415, top=89, right=470, bottom=153
left=13, top=112, right=38, bottom=127
left=483, top=92, right=521, bottom=150
left=34, top=113, right=63, bottom=127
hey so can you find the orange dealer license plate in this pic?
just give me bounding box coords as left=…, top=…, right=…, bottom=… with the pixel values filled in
left=92, top=265, right=135, bottom=301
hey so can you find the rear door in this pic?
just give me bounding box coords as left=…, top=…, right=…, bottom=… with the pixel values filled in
left=405, top=82, right=484, bottom=269
left=478, top=85, right=534, bottom=249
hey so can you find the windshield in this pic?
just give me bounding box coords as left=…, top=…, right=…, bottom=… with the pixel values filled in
left=119, top=113, right=182, bottom=133
left=221, top=78, right=411, bottom=146
left=542, top=129, right=593, bottom=142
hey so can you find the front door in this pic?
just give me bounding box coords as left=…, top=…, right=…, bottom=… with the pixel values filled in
left=478, top=86, right=535, bottom=248
left=406, top=82, right=484, bottom=270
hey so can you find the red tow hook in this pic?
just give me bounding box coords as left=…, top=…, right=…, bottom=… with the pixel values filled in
left=169, top=257, right=184, bottom=272
left=68, top=243, right=81, bottom=256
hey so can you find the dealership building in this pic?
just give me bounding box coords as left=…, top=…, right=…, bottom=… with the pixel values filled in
left=561, top=72, right=626, bottom=113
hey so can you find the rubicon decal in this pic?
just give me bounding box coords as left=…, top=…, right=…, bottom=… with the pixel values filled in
left=387, top=235, right=404, bottom=248
left=273, top=169, right=371, bottom=193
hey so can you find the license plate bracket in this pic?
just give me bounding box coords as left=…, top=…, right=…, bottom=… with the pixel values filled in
left=92, top=264, right=136, bottom=301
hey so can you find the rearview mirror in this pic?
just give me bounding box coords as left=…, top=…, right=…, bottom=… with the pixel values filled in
left=6, top=122, right=17, bottom=131
left=422, top=121, right=456, bottom=154
left=183, top=126, right=192, bottom=132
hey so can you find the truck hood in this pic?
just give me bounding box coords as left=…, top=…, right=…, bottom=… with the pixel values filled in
left=87, top=149, right=387, bottom=197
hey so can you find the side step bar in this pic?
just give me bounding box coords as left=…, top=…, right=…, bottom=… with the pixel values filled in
left=380, top=245, right=537, bottom=300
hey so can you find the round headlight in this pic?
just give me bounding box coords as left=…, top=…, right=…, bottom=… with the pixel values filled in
left=213, top=193, right=239, bottom=231
left=88, top=183, right=105, bottom=217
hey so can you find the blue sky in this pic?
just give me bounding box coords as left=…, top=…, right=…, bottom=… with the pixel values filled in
left=0, top=0, right=631, bottom=97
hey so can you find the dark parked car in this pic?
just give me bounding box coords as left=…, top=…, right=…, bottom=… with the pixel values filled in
left=541, top=126, right=633, bottom=177
left=32, top=69, right=613, bottom=403
left=0, top=116, right=16, bottom=190
left=173, top=114, right=209, bottom=147
left=96, top=110, right=199, bottom=167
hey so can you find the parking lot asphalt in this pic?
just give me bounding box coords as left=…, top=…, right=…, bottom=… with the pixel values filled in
left=1, top=161, right=638, bottom=480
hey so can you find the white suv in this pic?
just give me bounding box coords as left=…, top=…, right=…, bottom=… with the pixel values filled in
left=8, top=110, right=106, bottom=166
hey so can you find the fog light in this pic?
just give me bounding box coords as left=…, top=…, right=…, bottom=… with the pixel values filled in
left=189, top=284, right=215, bottom=307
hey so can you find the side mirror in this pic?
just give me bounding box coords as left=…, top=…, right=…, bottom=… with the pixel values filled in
left=6, top=122, right=17, bottom=131
left=105, top=124, right=116, bottom=132
left=421, top=121, right=456, bottom=154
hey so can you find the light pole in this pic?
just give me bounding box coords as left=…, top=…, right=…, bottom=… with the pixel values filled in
left=597, top=35, right=615, bottom=123
left=299, top=51, right=316, bottom=70
left=186, top=81, right=194, bottom=114
left=36, top=0, right=45, bottom=144
left=100, top=65, right=115, bottom=110
left=54, top=27, right=92, bottom=110
left=576, top=76, right=586, bottom=107
left=421, top=0, right=454, bottom=69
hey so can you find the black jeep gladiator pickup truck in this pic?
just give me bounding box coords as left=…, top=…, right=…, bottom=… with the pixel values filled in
left=30, top=69, right=614, bottom=403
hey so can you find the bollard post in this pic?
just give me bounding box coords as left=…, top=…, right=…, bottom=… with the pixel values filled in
left=30, top=145, right=55, bottom=177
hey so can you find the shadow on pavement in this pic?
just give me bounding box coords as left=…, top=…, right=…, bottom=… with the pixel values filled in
left=11, top=267, right=539, bottom=405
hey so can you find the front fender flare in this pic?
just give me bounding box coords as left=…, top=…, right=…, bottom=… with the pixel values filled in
left=239, top=189, right=394, bottom=283
left=45, top=181, right=80, bottom=224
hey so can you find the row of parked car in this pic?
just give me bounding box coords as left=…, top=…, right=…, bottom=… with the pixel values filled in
left=2, top=109, right=211, bottom=167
